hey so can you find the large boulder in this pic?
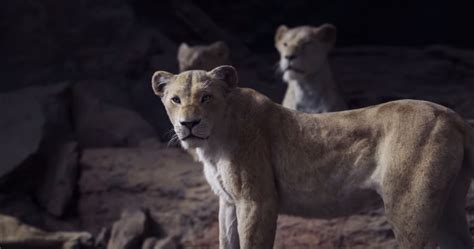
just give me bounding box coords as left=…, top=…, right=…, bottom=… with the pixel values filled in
left=36, top=141, right=80, bottom=217
left=72, top=80, right=157, bottom=147
left=0, top=83, right=70, bottom=181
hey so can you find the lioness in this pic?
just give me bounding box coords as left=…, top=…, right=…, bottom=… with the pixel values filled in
left=151, top=65, right=474, bottom=249
left=177, top=41, right=230, bottom=72
left=275, top=24, right=346, bottom=113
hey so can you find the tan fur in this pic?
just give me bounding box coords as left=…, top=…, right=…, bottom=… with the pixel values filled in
left=152, top=65, right=474, bottom=249
left=177, top=41, right=230, bottom=72
left=275, top=24, right=346, bottom=113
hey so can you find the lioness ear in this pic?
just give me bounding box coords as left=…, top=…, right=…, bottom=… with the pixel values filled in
left=177, top=43, right=190, bottom=60
left=208, top=65, right=238, bottom=88
left=178, top=42, right=189, bottom=54
left=210, top=41, right=230, bottom=59
left=315, top=23, right=337, bottom=45
left=151, top=71, right=174, bottom=97
left=275, top=25, right=288, bottom=43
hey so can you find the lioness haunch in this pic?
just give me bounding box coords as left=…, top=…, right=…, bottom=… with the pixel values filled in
left=151, top=65, right=474, bottom=249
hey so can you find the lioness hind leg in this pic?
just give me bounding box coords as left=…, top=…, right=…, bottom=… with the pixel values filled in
left=436, top=166, right=473, bottom=249
left=383, top=159, right=461, bottom=249
left=382, top=122, right=466, bottom=249
left=384, top=194, right=442, bottom=249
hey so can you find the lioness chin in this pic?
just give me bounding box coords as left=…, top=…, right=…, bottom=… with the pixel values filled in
left=151, top=65, right=474, bottom=249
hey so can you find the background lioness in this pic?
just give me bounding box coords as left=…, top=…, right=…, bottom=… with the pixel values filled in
left=275, top=24, right=347, bottom=113
left=177, top=41, right=230, bottom=72
left=152, top=65, right=474, bottom=249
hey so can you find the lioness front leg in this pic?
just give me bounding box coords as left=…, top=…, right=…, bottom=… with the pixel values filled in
left=219, top=198, right=239, bottom=249
left=236, top=200, right=278, bottom=249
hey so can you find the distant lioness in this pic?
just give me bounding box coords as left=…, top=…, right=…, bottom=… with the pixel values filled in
left=177, top=41, right=230, bottom=72
left=275, top=24, right=346, bottom=113
left=152, top=65, right=474, bottom=249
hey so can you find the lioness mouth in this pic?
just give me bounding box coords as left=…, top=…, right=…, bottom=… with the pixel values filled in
left=182, top=134, right=209, bottom=141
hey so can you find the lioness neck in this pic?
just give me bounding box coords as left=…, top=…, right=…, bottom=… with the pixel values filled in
left=197, top=88, right=278, bottom=163
left=283, top=62, right=346, bottom=113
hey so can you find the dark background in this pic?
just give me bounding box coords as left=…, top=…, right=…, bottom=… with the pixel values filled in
left=139, top=0, right=474, bottom=49
left=2, top=0, right=474, bottom=91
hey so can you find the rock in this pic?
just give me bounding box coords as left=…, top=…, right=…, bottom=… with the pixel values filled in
left=95, top=227, right=111, bottom=249
left=142, top=237, right=159, bottom=249
left=36, top=141, right=79, bottom=217
left=0, top=214, right=93, bottom=249
left=0, top=193, right=82, bottom=233
left=0, top=83, right=69, bottom=181
left=0, top=0, right=144, bottom=90
left=128, top=77, right=173, bottom=141
left=331, top=46, right=474, bottom=117
left=154, top=237, right=177, bottom=249
left=72, top=80, right=157, bottom=147
left=107, top=209, right=151, bottom=249
left=142, top=236, right=177, bottom=249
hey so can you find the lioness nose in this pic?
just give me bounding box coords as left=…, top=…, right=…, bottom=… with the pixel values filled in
left=285, top=54, right=297, bottom=60
left=180, top=119, right=201, bottom=129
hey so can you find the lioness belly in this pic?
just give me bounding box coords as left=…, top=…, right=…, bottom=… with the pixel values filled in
left=278, top=186, right=382, bottom=218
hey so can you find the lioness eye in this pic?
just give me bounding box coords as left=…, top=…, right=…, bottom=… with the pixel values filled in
left=283, top=42, right=288, bottom=47
left=201, top=94, right=212, bottom=103
left=171, top=96, right=181, bottom=104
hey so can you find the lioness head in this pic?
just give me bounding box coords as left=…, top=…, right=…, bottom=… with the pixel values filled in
left=275, top=24, right=337, bottom=81
left=152, top=65, right=238, bottom=149
left=177, top=41, right=230, bottom=72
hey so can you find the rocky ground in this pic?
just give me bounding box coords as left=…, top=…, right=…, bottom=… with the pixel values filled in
left=1, top=1, right=474, bottom=249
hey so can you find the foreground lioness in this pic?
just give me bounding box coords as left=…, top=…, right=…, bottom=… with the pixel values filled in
left=151, top=65, right=474, bottom=249
left=275, top=24, right=346, bottom=113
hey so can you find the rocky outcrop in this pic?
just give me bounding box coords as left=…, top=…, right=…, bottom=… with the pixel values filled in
left=0, top=83, right=70, bottom=182
left=36, top=141, right=80, bottom=217
left=72, top=81, right=157, bottom=147
left=332, top=46, right=474, bottom=118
